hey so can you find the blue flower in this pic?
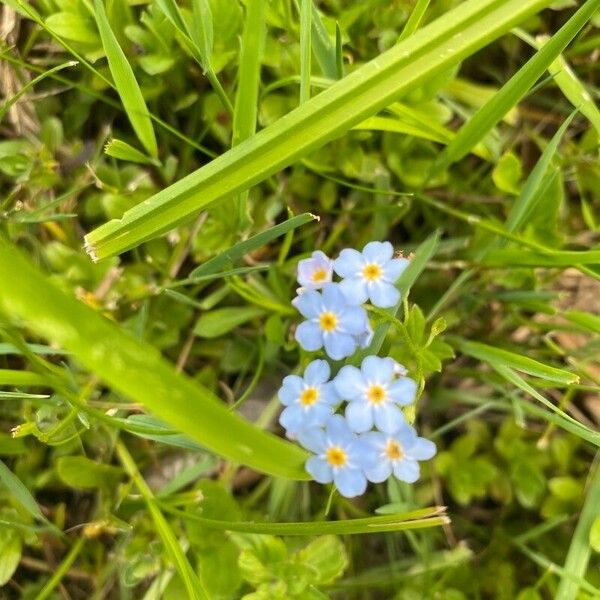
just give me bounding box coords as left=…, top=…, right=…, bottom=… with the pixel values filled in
left=334, top=356, right=417, bottom=433
left=294, top=283, right=370, bottom=360
left=361, top=423, right=436, bottom=483
left=297, top=251, right=334, bottom=290
left=298, top=415, right=376, bottom=498
left=333, top=241, right=409, bottom=308
left=278, top=360, right=339, bottom=437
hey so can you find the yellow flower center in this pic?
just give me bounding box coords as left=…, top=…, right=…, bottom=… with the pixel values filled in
left=367, top=384, right=386, bottom=405
left=300, top=387, right=319, bottom=406
left=363, top=263, right=382, bottom=281
left=311, top=269, right=328, bottom=282
left=326, top=447, right=347, bottom=467
left=385, top=440, right=404, bottom=461
left=319, top=311, right=338, bottom=332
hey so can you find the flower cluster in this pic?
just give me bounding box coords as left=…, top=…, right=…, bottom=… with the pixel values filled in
left=278, top=242, right=436, bottom=498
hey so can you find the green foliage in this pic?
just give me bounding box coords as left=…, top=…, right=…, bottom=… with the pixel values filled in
left=0, top=0, right=599, bottom=597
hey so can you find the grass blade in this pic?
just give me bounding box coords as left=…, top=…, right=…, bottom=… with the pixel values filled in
left=453, top=338, right=578, bottom=384
left=300, top=0, right=312, bottom=104
left=481, top=248, right=600, bottom=267
left=398, top=0, right=431, bottom=42
left=556, top=464, right=600, bottom=600
left=116, top=441, right=208, bottom=600
left=0, top=237, right=309, bottom=480
left=310, top=4, right=338, bottom=79
left=432, top=0, right=599, bottom=172
left=189, top=212, right=317, bottom=278
left=0, top=370, right=46, bottom=386
left=85, top=0, right=557, bottom=259
left=35, top=537, right=85, bottom=600
left=93, top=0, right=158, bottom=158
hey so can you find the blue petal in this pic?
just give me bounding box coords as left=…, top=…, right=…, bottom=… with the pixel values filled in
left=384, top=257, right=409, bottom=282
left=392, top=459, right=420, bottom=483
left=294, top=289, right=322, bottom=318
left=388, top=378, right=417, bottom=406
left=319, top=382, right=340, bottom=406
left=345, top=401, right=374, bottom=433
left=306, top=456, right=333, bottom=483
left=364, top=460, right=393, bottom=484
left=334, top=365, right=364, bottom=400
left=298, top=427, right=327, bottom=453
left=408, top=437, right=437, bottom=461
left=307, top=403, right=334, bottom=427
left=360, top=430, right=386, bottom=451
left=373, top=403, right=405, bottom=433
left=278, top=375, right=303, bottom=406
left=361, top=356, right=395, bottom=382
left=324, top=332, right=356, bottom=360
left=334, top=467, right=367, bottom=498
left=304, top=359, right=330, bottom=385
left=279, top=405, right=305, bottom=433
left=354, top=324, right=373, bottom=349
left=321, top=282, right=345, bottom=307
left=334, top=248, right=364, bottom=278
left=340, top=306, right=370, bottom=335
left=295, top=321, right=323, bottom=352
left=338, top=278, right=368, bottom=306
left=363, top=241, right=393, bottom=262
left=325, top=414, right=354, bottom=446
left=368, top=281, right=400, bottom=308
left=349, top=438, right=379, bottom=469
left=392, top=422, right=418, bottom=447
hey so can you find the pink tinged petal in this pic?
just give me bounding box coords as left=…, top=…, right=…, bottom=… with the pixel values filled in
left=345, top=401, right=374, bottom=433
left=278, top=375, right=304, bottom=406
left=361, top=355, right=395, bottom=382
left=295, top=321, right=323, bottom=352
left=294, top=289, right=322, bottom=318
left=334, top=365, right=365, bottom=400
left=363, top=241, right=393, bottom=262
left=298, top=428, right=327, bottom=453
left=338, top=278, right=368, bottom=306
left=408, top=438, right=437, bottom=461
left=384, top=257, right=409, bottom=282
left=306, top=456, right=334, bottom=483
left=368, top=281, right=400, bottom=308
left=373, top=403, right=405, bottom=433
left=334, top=467, right=367, bottom=498
left=304, top=359, right=330, bottom=385
left=334, top=248, right=365, bottom=278
left=364, top=460, right=393, bottom=484
left=324, top=332, right=356, bottom=360
left=388, top=378, right=417, bottom=406
left=392, top=459, right=420, bottom=483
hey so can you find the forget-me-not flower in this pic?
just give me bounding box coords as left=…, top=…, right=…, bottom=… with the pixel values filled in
left=361, top=423, right=436, bottom=483
left=298, top=415, right=376, bottom=498
left=333, top=241, right=409, bottom=308
left=335, top=356, right=417, bottom=433
left=297, top=251, right=334, bottom=291
left=278, top=360, right=339, bottom=437
left=294, top=283, right=370, bottom=360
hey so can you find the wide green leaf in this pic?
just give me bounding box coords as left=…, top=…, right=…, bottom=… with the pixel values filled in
left=85, top=0, right=556, bottom=259
left=0, top=237, right=309, bottom=480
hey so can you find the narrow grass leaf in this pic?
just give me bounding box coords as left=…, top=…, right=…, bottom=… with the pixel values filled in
left=85, top=0, right=558, bottom=259
left=194, top=306, right=265, bottom=338
left=190, top=212, right=317, bottom=278
left=493, top=365, right=599, bottom=447
left=93, top=0, right=158, bottom=158
left=104, top=138, right=159, bottom=165
left=300, top=0, right=312, bottom=104
left=564, top=311, right=600, bottom=335
left=556, top=465, right=600, bottom=599
left=455, top=338, right=578, bottom=384
left=504, top=111, right=575, bottom=234
left=0, top=238, right=309, bottom=480
left=310, top=4, right=337, bottom=79
left=189, top=0, right=213, bottom=72
left=481, top=248, right=600, bottom=268
left=165, top=505, right=448, bottom=535
left=116, top=441, right=208, bottom=600
left=398, top=0, right=431, bottom=42
left=36, top=537, right=85, bottom=600
left=433, top=0, right=599, bottom=172
left=0, top=370, right=46, bottom=386
left=0, top=460, right=61, bottom=534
